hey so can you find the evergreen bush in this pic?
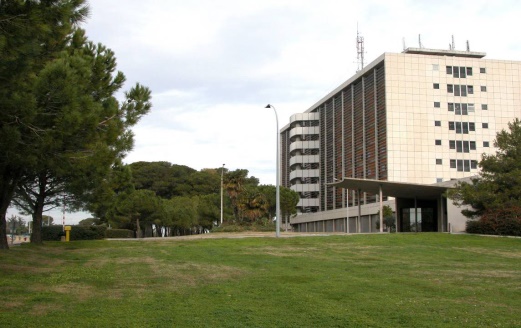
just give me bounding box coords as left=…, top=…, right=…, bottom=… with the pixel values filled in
left=105, top=229, right=135, bottom=238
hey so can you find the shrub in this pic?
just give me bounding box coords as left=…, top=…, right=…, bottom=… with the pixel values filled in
left=41, top=225, right=65, bottom=241
left=70, top=225, right=107, bottom=240
left=212, top=223, right=276, bottom=233
left=105, top=229, right=135, bottom=239
left=466, top=207, right=521, bottom=236
left=41, top=225, right=107, bottom=241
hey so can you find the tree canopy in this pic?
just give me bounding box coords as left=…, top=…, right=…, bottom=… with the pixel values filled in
left=449, top=118, right=521, bottom=219
left=85, top=162, right=299, bottom=236
left=0, top=1, right=151, bottom=249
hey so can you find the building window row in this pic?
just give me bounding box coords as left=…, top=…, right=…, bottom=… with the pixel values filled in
left=448, top=102, right=476, bottom=115
left=450, top=159, right=478, bottom=171
left=448, top=121, right=475, bottom=134
left=436, top=140, right=490, bottom=148
left=447, top=84, right=474, bottom=96
left=446, top=66, right=473, bottom=78
left=449, top=140, right=476, bottom=152
left=434, top=102, right=488, bottom=112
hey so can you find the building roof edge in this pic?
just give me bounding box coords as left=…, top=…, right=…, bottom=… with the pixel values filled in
left=403, top=47, right=486, bottom=58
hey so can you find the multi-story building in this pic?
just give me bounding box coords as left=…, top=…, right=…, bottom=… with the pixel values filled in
left=281, top=48, right=521, bottom=233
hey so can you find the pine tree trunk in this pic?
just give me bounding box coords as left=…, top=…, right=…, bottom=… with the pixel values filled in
left=0, top=207, right=10, bottom=250
left=30, top=174, right=48, bottom=245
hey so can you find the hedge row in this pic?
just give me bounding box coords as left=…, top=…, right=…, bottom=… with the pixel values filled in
left=466, top=216, right=521, bottom=236
left=40, top=226, right=134, bottom=241
left=105, top=229, right=135, bottom=239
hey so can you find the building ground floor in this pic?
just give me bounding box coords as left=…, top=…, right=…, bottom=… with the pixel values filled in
left=290, top=178, right=469, bottom=234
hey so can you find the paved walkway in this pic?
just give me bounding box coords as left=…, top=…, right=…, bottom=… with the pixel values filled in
left=107, top=231, right=347, bottom=241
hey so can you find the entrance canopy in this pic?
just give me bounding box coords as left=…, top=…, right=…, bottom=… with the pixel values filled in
left=330, top=178, right=450, bottom=200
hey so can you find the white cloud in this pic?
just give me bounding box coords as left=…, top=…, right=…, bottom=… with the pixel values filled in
left=83, top=0, right=521, bottom=186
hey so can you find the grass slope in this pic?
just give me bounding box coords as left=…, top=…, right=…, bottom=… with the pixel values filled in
left=1, top=233, right=520, bottom=327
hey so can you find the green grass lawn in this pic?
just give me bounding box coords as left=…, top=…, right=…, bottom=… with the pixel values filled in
left=1, top=233, right=520, bottom=327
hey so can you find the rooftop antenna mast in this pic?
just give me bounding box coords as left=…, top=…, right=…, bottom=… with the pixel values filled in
left=418, top=34, right=423, bottom=48
left=356, top=24, right=365, bottom=72
left=466, top=40, right=470, bottom=51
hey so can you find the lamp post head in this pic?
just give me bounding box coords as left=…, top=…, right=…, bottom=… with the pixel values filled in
left=265, top=104, right=272, bottom=109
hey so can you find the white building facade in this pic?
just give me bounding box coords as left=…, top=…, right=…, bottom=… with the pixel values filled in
left=280, top=48, right=521, bottom=233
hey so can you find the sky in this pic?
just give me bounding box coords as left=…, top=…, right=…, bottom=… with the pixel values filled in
left=9, top=0, right=521, bottom=225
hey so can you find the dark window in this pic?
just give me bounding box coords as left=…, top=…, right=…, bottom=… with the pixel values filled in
left=462, top=103, right=468, bottom=115
left=463, top=141, right=470, bottom=153
left=455, top=103, right=461, bottom=114
left=447, top=84, right=454, bottom=93
left=482, top=104, right=488, bottom=110
left=468, top=85, right=473, bottom=94
left=481, top=86, right=487, bottom=92
left=453, top=67, right=460, bottom=78
left=454, top=85, right=460, bottom=96
left=450, top=159, right=456, bottom=168
left=482, top=123, right=489, bottom=129
left=449, top=121, right=455, bottom=130
left=462, top=122, right=469, bottom=134
left=471, top=160, right=478, bottom=169
left=435, top=139, right=442, bottom=145
left=448, top=103, right=454, bottom=111
left=461, top=85, right=467, bottom=97
left=457, top=160, right=464, bottom=172
left=446, top=66, right=453, bottom=74
left=435, top=121, right=441, bottom=126
left=434, top=102, right=440, bottom=108
left=456, top=122, right=462, bottom=133
left=436, top=159, right=442, bottom=165
left=470, top=141, right=476, bottom=150
left=433, top=83, right=440, bottom=89
left=483, top=141, right=490, bottom=147
left=467, top=67, right=473, bottom=76
left=456, top=141, right=463, bottom=152
left=449, top=140, right=456, bottom=149
left=464, top=160, right=470, bottom=172
left=460, top=67, right=466, bottom=78
left=469, top=122, right=475, bottom=131
left=480, top=67, right=486, bottom=73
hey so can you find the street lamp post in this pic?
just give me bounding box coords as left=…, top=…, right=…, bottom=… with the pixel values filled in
left=220, top=163, right=225, bottom=226
left=265, top=104, right=281, bottom=238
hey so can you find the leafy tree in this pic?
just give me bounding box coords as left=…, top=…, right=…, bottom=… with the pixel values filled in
left=7, top=215, right=28, bottom=235
left=0, top=0, right=90, bottom=250
left=237, top=186, right=269, bottom=223
left=42, top=215, right=54, bottom=227
left=280, top=186, right=300, bottom=227
left=11, top=28, right=151, bottom=245
left=224, top=169, right=259, bottom=222
left=78, top=218, right=101, bottom=226
left=196, top=193, right=221, bottom=227
left=449, top=118, right=521, bottom=219
left=164, top=196, right=198, bottom=235
left=257, top=185, right=299, bottom=225
left=375, top=205, right=395, bottom=232
left=109, top=189, right=161, bottom=237
left=86, top=159, right=135, bottom=222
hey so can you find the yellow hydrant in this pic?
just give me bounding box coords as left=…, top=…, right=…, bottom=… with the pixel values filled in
left=64, top=226, right=72, bottom=242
